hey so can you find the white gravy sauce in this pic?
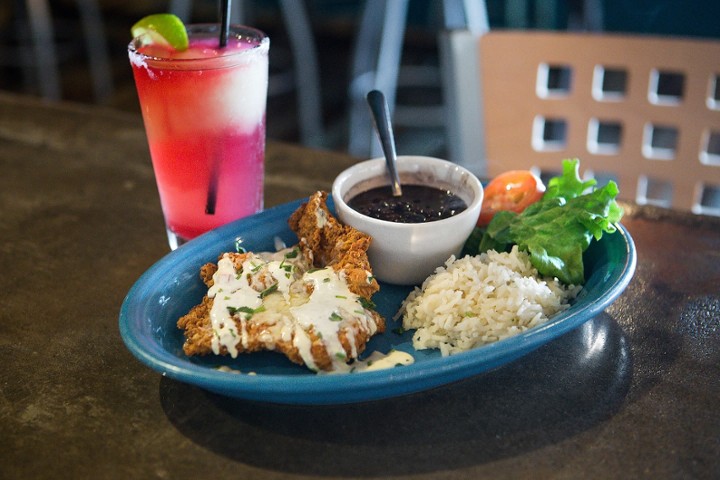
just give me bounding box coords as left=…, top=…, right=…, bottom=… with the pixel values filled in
left=207, top=255, right=261, bottom=357
left=215, top=351, right=414, bottom=375
left=348, top=350, right=415, bottom=373
left=207, top=248, right=409, bottom=373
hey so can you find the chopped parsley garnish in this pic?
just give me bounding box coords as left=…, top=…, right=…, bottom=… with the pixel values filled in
left=278, top=259, right=294, bottom=274
left=357, top=297, right=376, bottom=310
left=227, top=305, right=266, bottom=319
left=259, top=283, right=278, bottom=299
left=228, top=306, right=254, bottom=315
left=329, top=312, right=343, bottom=322
left=284, top=248, right=299, bottom=259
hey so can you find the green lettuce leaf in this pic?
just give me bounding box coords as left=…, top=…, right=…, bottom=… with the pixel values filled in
left=544, top=158, right=597, bottom=200
left=465, top=159, right=623, bottom=285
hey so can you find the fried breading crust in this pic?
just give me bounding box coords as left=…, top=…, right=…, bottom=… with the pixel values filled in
left=178, top=279, right=384, bottom=371
left=177, top=191, right=385, bottom=372
left=177, top=290, right=384, bottom=371
left=288, top=191, right=380, bottom=299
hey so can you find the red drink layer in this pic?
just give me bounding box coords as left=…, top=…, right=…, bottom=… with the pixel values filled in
left=129, top=26, right=269, bottom=245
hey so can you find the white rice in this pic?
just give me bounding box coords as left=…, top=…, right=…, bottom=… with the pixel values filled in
left=400, top=246, right=580, bottom=356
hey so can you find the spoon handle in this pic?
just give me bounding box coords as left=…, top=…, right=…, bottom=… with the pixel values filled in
left=367, top=90, right=402, bottom=196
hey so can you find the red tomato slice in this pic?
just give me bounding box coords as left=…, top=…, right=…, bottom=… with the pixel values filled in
left=477, top=170, right=545, bottom=226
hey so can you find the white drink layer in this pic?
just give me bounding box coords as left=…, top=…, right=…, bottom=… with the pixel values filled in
left=130, top=39, right=269, bottom=136
left=206, top=55, right=268, bottom=132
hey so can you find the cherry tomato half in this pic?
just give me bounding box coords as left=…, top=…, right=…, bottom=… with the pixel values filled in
left=477, top=170, right=546, bottom=226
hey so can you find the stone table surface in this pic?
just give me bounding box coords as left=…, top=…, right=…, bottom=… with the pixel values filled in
left=1, top=92, right=719, bottom=479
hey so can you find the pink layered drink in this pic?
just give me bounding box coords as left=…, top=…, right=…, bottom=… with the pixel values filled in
left=129, top=24, right=269, bottom=248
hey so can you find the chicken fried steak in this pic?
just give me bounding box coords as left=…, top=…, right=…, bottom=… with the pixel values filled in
left=177, top=191, right=385, bottom=372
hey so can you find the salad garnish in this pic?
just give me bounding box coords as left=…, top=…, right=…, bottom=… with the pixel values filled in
left=464, top=158, right=624, bottom=285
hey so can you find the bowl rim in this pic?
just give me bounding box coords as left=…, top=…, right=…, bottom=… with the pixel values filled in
left=331, top=155, right=484, bottom=230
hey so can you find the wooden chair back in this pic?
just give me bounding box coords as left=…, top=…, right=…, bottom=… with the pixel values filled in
left=445, top=31, right=720, bottom=214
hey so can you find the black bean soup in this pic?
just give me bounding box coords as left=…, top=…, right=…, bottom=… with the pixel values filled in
left=348, top=185, right=467, bottom=223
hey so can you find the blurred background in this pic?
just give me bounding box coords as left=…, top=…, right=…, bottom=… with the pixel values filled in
left=1, top=0, right=719, bottom=159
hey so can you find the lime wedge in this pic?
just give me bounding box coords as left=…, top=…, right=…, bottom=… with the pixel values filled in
left=131, top=14, right=189, bottom=51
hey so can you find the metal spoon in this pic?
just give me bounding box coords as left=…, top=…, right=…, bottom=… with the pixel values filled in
left=367, top=90, right=402, bottom=196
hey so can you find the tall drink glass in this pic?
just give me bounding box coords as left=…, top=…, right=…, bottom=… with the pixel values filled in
left=128, top=24, right=269, bottom=249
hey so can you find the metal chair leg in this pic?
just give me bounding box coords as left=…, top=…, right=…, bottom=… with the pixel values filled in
left=348, top=0, right=408, bottom=157
left=76, top=0, right=113, bottom=103
left=279, top=0, right=324, bottom=147
left=25, top=0, right=61, bottom=100
left=19, top=0, right=113, bottom=103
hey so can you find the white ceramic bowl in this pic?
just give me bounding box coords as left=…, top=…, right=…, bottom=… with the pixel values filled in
left=332, top=156, right=484, bottom=285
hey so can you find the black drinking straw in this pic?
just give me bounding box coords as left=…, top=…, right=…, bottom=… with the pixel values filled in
left=205, top=157, right=220, bottom=215
left=219, top=0, right=231, bottom=48
left=206, top=0, right=232, bottom=214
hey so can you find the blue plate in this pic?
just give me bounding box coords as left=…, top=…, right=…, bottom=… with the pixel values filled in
left=119, top=199, right=636, bottom=405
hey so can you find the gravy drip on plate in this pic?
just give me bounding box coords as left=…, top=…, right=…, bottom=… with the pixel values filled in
left=347, top=185, right=467, bottom=223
